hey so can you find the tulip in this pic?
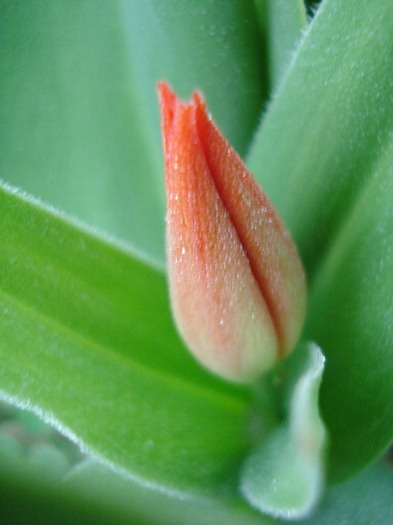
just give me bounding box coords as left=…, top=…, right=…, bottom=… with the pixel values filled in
left=158, top=82, right=306, bottom=382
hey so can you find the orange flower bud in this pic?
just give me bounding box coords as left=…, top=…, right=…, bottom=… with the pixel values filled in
left=158, top=82, right=306, bottom=383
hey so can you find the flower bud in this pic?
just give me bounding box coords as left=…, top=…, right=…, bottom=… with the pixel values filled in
left=158, top=82, right=306, bottom=383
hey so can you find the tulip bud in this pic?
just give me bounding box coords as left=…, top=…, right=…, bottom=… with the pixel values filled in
left=158, top=82, right=306, bottom=383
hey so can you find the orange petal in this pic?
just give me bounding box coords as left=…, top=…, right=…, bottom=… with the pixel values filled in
left=158, top=82, right=306, bottom=382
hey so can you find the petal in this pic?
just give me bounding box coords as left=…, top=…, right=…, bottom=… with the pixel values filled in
left=158, top=82, right=306, bottom=382
left=193, top=93, right=306, bottom=356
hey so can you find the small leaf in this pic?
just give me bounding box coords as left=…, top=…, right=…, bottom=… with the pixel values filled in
left=241, top=343, right=326, bottom=520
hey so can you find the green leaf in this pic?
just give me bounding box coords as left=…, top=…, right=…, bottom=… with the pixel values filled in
left=241, top=343, right=326, bottom=520
left=0, top=0, right=165, bottom=262
left=0, top=181, right=252, bottom=496
left=306, top=141, right=393, bottom=481
left=247, top=0, right=393, bottom=276
left=254, top=0, right=307, bottom=91
left=247, top=0, right=393, bottom=481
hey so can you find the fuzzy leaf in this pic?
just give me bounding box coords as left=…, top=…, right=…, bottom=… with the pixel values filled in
left=0, top=182, right=252, bottom=496
left=0, top=0, right=165, bottom=261
left=240, top=343, right=326, bottom=520
left=307, top=141, right=393, bottom=481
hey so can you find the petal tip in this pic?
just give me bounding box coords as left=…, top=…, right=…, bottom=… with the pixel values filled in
left=157, top=81, right=178, bottom=143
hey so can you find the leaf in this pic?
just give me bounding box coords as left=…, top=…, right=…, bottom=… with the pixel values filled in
left=254, top=0, right=307, bottom=91
left=306, top=142, right=393, bottom=481
left=241, top=343, right=326, bottom=520
left=247, top=0, right=393, bottom=481
left=247, top=0, right=393, bottom=276
left=0, top=181, right=252, bottom=496
left=0, top=0, right=165, bottom=262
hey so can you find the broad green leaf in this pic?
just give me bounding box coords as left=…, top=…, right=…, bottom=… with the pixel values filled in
left=241, top=343, right=326, bottom=520
left=306, top=143, right=393, bottom=481
left=247, top=0, right=393, bottom=276
left=0, top=0, right=165, bottom=262
left=254, top=0, right=307, bottom=92
left=247, top=0, right=393, bottom=481
left=0, top=181, right=252, bottom=496
left=122, top=0, right=267, bottom=157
